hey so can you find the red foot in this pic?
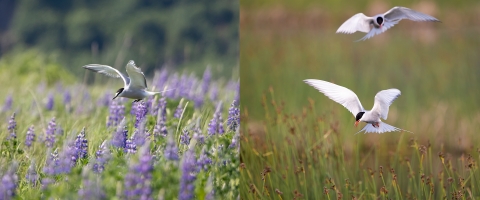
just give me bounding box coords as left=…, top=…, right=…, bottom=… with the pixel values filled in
left=372, top=122, right=380, bottom=128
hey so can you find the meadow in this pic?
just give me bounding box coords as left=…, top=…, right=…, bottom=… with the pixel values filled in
left=240, top=3, right=480, bottom=199
left=0, top=51, right=239, bottom=199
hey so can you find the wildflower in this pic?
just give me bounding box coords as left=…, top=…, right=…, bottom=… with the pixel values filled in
left=124, top=143, right=153, bottom=200
left=107, top=100, right=125, bottom=127
left=227, top=100, right=240, bottom=132
left=153, top=98, right=168, bottom=137
left=180, top=129, right=191, bottom=146
left=25, top=125, right=36, bottom=147
left=173, top=101, right=183, bottom=118
left=63, top=90, right=71, bottom=105
left=0, top=162, right=18, bottom=199
left=111, top=118, right=128, bottom=149
left=192, top=127, right=204, bottom=144
left=46, top=93, right=54, bottom=110
left=56, top=139, right=78, bottom=174
left=209, top=84, right=218, bottom=102
left=45, top=118, right=56, bottom=147
left=26, top=160, right=38, bottom=186
left=154, top=68, right=169, bottom=91
left=135, top=101, right=147, bottom=128
left=201, top=67, right=211, bottom=94
left=229, top=130, right=239, bottom=149
left=208, top=103, right=224, bottom=135
left=43, top=149, right=59, bottom=176
left=197, top=148, right=212, bottom=171
left=93, top=141, right=111, bottom=173
left=164, top=134, right=179, bottom=161
left=75, top=128, right=89, bottom=159
left=179, top=148, right=198, bottom=200
left=7, top=113, right=16, bottom=139
left=133, top=119, right=147, bottom=147
left=2, top=95, right=12, bottom=112
left=79, top=167, right=106, bottom=199
left=125, top=138, right=137, bottom=154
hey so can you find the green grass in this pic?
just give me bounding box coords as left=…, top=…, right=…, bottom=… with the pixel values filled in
left=0, top=51, right=239, bottom=199
left=240, top=5, right=480, bottom=199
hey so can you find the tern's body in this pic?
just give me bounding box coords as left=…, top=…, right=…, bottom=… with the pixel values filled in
left=304, top=79, right=412, bottom=134
left=336, top=6, right=440, bottom=41
left=83, top=60, right=163, bottom=101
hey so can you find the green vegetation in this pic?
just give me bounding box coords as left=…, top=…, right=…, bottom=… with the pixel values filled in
left=240, top=2, right=480, bottom=199
left=0, top=53, right=239, bottom=199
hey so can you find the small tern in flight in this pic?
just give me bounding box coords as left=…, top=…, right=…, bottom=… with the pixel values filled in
left=336, top=6, right=440, bottom=41
left=304, top=79, right=412, bottom=134
left=83, top=60, right=168, bottom=102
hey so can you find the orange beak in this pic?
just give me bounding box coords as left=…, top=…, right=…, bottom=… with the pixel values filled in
left=354, top=121, right=359, bottom=127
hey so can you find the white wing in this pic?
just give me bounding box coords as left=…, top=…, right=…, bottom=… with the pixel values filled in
left=125, top=60, right=148, bottom=89
left=371, top=89, right=401, bottom=120
left=304, top=79, right=364, bottom=117
left=82, top=64, right=129, bottom=86
left=356, top=122, right=412, bottom=134
left=384, top=7, right=440, bottom=22
left=337, top=13, right=372, bottom=34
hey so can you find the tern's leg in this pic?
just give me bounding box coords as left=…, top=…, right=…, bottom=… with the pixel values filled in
left=133, top=99, right=142, bottom=103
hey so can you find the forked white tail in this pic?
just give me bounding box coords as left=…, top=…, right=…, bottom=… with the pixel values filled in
left=355, top=122, right=412, bottom=134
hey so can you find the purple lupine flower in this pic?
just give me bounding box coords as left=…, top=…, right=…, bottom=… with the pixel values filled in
left=107, top=100, right=125, bottom=127
left=153, top=98, right=168, bottom=137
left=63, top=91, right=71, bottom=105
left=2, top=95, right=12, bottom=112
left=56, top=125, right=64, bottom=136
left=124, top=143, right=153, bottom=200
left=79, top=167, right=106, bottom=199
left=154, top=68, right=169, bottom=90
left=26, top=160, right=38, bottom=186
left=132, top=119, right=147, bottom=147
left=41, top=178, right=53, bottom=190
left=125, top=138, right=137, bottom=154
left=135, top=101, right=147, bottom=128
left=43, top=149, right=59, bottom=176
left=98, top=92, right=112, bottom=107
left=56, top=140, right=78, bottom=174
left=145, top=96, right=154, bottom=115
left=229, top=130, right=239, bottom=149
left=93, top=141, right=111, bottom=173
left=208, top=103, right=224, bottom=135
left=45, top=118, right=56, bottom=147
left=164, top=135, right=179, bottom=161
left=75, top=128, right=88, bottom=160
left=111, top=118, right=128, bottom=149
left=0, top=162, right=18, bottom=199
left=179, top=148, right=198, bottom=200
left=201, top=67, right=211, bottom=94
left=173, top=101, right=183, bottom=119
left=180, top=129, right=191, bottom=146
left=227, top=100, right=240, bottom=132
left=192, top=127, right=204, bottom=144
left=7, top=113, right=16, bottom=139
left=197, top=149, right=212, bottom=171
left=209, top=83, right=218, bottom=102
left=165, top=73, right=179, bottom=98
left=25, top=125, right=35, bottom=148
left=46, top=93, right=54, bottom=110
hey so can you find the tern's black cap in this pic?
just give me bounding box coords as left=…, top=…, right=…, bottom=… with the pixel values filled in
left=355, top=112, right=365, bottom=121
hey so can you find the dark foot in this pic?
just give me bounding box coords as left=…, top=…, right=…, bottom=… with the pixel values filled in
left=372, top=122, right=380, bottom=128
left=133, top=99, right=142, bottom=103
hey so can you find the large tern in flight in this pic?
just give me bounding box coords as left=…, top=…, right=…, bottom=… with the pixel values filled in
left=336, top=6, right=440, bottom=41
left=304, top=79, right=412, bottom=134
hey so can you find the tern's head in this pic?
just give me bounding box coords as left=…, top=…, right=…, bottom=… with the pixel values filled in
left=375, top=16, right=384, bottom=27
left=355, top=112, right=365, bottom=127
left=113, top=88, right=124, bottom=100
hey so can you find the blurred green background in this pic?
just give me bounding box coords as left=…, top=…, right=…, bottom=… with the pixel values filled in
left=241, top=0, right=480, bottom=144
left=0, top=0, right=238, bottom=83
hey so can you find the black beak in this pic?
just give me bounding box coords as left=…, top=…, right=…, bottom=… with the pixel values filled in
left=112, top=94, right=118, bottom=100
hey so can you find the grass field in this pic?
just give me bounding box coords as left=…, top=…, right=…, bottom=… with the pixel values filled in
left=0, top=52, right=239, bottom=199
left=240, top=3, right=480, bottom=199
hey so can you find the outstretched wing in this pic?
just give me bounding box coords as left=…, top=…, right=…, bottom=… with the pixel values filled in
left=82, top=64, right=129, bottom=85
left=356, top=122, right=412, bottom=134
left=384, top=6, right=440, bottom=22
left=337, top=13, right=372, bottom=34
left=304, top=79, right=364, bottom=117
left=125, top=60, right=148, bottom=89
left=371, top=89, right=401, bottom=120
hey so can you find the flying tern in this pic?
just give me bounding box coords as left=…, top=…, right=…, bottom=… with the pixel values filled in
left=336, top=6, right=440, bottom=41
left=304, top=79, right=412, bottom=134
left=83, top=60, right=167, bottom=102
